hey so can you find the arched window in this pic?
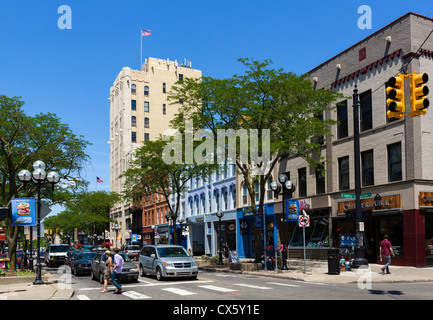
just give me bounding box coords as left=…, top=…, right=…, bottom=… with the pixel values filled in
left=131, top=84, right=136, bottom=94
left=144, top=117, right=149, bottom=128
left=131, top=116, right=136, bottom=127
left=144, top=86, right=149, bottom=96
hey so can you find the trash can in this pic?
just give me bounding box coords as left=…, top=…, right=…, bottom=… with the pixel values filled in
left=328, top=248, right=340, bottom=275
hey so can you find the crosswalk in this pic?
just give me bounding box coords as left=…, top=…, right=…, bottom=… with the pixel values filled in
left=76, top=277, right=329, bottom=300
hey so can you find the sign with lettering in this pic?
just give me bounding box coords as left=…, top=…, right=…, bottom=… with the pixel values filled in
left=229, top=250, right=240, bottom=263
left=337, top=194, right=401, bottom=215
left=419, top=192, right=433, bottom=208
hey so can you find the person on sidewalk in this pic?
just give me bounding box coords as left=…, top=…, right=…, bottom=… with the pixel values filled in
left=379, top=234, right=395, bottom=274
left=111, top=248, right=124, bottom=294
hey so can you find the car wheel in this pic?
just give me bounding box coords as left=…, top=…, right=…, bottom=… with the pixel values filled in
left=156, top=267, right=164, bottom=281
left=139, top=264, right=146, bottom=277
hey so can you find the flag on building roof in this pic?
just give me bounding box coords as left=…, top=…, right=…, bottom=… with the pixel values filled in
left=142, top=29, right=151, bottom=37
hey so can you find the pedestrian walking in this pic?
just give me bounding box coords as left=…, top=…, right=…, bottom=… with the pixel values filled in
left=379, top=234, right=395, bottom=274
left=111, top=248, right=124, bottom=294
left=100, top=250, right=113, bottom=293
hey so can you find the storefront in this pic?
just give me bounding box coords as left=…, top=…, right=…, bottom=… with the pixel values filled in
left=333, top=194, right=409, bottom=265
left=419, top=192, right=433, bottom=266
left=236, top=204, right=275, bottom=259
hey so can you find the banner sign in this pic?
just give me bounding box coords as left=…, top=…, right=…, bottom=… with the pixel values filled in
left=285, top=200, right=300, bottom=221
left=11, top=198, right=36, bottom=226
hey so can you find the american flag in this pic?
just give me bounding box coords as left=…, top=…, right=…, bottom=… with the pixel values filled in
left=96, top=177, right=103, bottom=183
left=142, top=29, right=151, bottom=37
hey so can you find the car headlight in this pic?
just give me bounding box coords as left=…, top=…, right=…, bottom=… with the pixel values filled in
left=130, top=268, right=138, bottom=272
left=191, top=261, right=197, bottom=266
left=162, top=262, right=174, bottom=267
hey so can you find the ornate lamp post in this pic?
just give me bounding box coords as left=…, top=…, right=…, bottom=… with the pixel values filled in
left=111, top=224, right=121, bottom=248
left=216, top=210, right=224, bottom=266
left=18, top=160, right=60, bottom=285
left=270, top=174, right=296, bottom=271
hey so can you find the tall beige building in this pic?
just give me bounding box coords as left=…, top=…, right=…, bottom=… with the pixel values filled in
left=108, top=57, right=202, bottom=245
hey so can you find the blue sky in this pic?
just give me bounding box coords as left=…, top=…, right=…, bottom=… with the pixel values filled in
left=1, top=0, right=432, bottom=215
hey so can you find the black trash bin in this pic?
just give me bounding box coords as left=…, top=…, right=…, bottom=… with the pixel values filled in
left=328, top=248, right=340, bottom=275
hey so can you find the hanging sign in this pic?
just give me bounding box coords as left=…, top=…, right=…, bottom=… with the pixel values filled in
left=286, top=200, right=300, bottom=221
left=11, top=198, right=36, bottom=226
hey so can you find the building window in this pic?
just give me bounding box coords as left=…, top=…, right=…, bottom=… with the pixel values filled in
left=337, top=100, right=348, bottom=139
left=144, top=86, right=149, bottom=96
left=298, top=168, right=307, bottom=197
left=131, top=132, right=137, bottom=143
left=179, top=74, right=183, bottom=82
left=388, top=142, right=402, bottom=182
left=360, top=90, right=373, bottom=131
left=254, top=181, right=259, bottom=202
left=315, top=163, right=325, bottom=195
left=144, top=102, right=149, bottom=112
left=144, top=133, right=149, bottom=141
left=131, top=116, right=136, bottom=127
left=339, top=156, right=350, bottom=190
left=131, top=100, right=136, bottom=111
left=163, top=104, right=166, bottom=115
left=144, top=117, right=149, bottom=128
left=131, top=84, right=136, bottom=94
left=242, top=183, right=248, bottom=205
left=362, top=150, right=374, bottom=186
left=163, top=83, right=166, bottom=93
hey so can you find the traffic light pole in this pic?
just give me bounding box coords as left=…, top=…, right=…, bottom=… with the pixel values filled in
left=352, top=85, right=369, bottom=269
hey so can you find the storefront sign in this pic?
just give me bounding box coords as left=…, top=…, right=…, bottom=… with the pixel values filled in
left=419, top=192, right=433, bottom=208
left=337, top=194, right=401, bottom=215
left=11, top=198, right=36, bottom=226
left=255, top=214, right=264, bottom=229
left=299, top=199, right=311, bottom=210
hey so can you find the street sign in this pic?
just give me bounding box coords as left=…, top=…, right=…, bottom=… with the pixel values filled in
left=341, top=192, right=371, bottom=199
left=298, top=215, right=310, bottom=227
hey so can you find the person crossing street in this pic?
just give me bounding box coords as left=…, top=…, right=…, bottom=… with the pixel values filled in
left=111, top=248, right=124, bottom=294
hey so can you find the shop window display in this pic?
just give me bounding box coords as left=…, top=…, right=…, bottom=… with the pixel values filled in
left=289, top=210, right=329, bottom=248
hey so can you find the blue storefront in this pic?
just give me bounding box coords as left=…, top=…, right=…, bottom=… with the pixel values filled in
left=236, top=203, right=276, bottom=259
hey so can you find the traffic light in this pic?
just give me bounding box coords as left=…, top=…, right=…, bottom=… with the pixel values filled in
left=386, top=74, right=405, bottom=119
left=410, top=72, right=429, bottom=117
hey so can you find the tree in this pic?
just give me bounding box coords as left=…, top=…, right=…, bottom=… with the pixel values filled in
left=0, top=95, right=90, bottom=271
left=169, top=58, right=344, bottom=260
left=121, top=137, right=216, bottom=245
left=43, top=190, right=119, bottom=243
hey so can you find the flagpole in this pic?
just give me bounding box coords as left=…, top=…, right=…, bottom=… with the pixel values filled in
left=140, top=28, right=142, bottom=70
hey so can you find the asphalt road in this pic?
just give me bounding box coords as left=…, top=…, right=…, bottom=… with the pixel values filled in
left=44, top=262, right=433, bottom=301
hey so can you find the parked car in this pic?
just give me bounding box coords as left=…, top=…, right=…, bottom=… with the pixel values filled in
left=70, top=252, right=97, bottom=276
left=91, top=252, right=139, bottom=284
left=45, top=244, right=71, bottom=267
left=65, top=250, right=84, bottom=268
left=122, top=245, right=141, bottom=260
left=139, top=245, right=198, bottom=281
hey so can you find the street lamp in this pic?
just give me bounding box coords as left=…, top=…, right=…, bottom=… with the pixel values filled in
left=111, top=224, right=121, bottom=248
left=18, top=160, right=60, bottom=285
left=216, top=210, right=224, bottom=266
left=270, top=174, right=296, bottom=271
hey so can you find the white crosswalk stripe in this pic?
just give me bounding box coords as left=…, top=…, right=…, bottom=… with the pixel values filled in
left=198, top=285, right=237, bottom=292
left=162, top=287, right=197, bottom=296
left=122, top=291, right=151, bottom=299
left=76, top=295, right=91, bottom=300
left=267, top=282, right=301, bottom=288
left=235, top=283, right=272, bottom=290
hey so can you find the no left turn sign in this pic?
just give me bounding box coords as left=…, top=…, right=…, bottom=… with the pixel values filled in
left=298, top=215, right=310, bottom=227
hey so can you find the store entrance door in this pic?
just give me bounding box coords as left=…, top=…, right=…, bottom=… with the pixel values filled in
left=364, top=219, right=377, bottom=263
left=425, top=212, right=433, bottom=266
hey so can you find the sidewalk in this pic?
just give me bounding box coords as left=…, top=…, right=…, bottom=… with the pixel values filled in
left=0, top=271, right=74, bottom=300
left=200, top=258, right=433, bottom=284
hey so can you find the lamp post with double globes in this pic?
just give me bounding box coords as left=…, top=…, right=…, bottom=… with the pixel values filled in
left=18, top=160, right=60, bottom=285
left=270, top=174, right=296, bottom=271
left=216, top=210, right=224, bottom=266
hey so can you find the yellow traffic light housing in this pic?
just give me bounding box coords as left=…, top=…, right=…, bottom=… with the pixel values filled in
left=410, top=72, right=429, bottom=117
left=386, top=74, right=405, bottom=119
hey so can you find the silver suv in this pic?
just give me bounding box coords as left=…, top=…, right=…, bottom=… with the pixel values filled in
left=139, top=245, right=198, bottom=281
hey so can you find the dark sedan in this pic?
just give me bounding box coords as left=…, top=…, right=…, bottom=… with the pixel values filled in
left=91, top=252, right=139, bottom=284
left=71, top=252, right=97, bottom=276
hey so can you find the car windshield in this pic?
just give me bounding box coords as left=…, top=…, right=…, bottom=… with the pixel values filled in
left=75, top=253, right=97, bottom=260
left=157, top=247, right=189, bottom=257
left=50, top=246, right=70, bottom=253
left=101, top=253, right=131, bottom=263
